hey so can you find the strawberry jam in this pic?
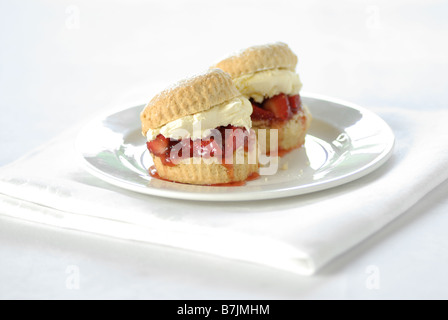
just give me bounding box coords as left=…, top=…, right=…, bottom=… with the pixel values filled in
left=250, top=93, right=302, bottom=123
left=146, top=125, right=253, bottom=167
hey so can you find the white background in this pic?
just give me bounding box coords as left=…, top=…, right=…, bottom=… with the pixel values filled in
left=1, top=0, right=448, bottom=299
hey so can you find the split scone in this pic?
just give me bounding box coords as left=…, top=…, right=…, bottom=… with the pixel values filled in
left=212, top=42, right=312, bottom=154
left=140, top=69, right=258, bottom=185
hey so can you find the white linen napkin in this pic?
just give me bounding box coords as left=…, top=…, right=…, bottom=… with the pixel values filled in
left=1, top=107, right=447, bottom=275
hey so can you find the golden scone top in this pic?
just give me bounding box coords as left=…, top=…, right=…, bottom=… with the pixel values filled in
left=141, top=69, right=241, bottom=135
left=211, top=42, right=298, bottom=78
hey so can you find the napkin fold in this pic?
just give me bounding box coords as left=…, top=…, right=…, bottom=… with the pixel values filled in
left=1, top=107, right=448, bottom=275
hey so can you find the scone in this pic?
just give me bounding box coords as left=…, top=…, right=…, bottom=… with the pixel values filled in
left=212, top=42, right=312, bottom=154
left=140, top=69, right=258, bottom=185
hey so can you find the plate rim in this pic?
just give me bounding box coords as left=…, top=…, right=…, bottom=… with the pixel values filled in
left=75, top=93, right=395, bottom=201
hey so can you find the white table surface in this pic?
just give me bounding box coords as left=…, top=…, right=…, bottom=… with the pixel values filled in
left=1, top=0, right=447, bottom=299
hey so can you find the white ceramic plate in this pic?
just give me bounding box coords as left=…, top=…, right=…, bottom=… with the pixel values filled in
left=76, top=94, right=395, bottom=201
